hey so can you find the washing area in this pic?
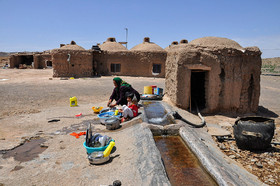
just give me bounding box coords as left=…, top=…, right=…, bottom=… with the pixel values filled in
left=139, top=99, right=264, bottom=185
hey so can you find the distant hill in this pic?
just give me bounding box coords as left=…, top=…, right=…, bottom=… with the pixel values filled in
left=262, top=57, right=280, bottom=73
left=262, top=57, right=280, bottom=66
left=0, top=52, right=10, bottom=57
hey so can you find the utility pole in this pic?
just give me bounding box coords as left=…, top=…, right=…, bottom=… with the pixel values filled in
left=125, top=28, right=128, bottom=48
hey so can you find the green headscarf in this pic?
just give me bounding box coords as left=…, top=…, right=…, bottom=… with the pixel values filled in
left=113, top=77, right=131, bottom=91
left=113, top=77, right=122, bottom=88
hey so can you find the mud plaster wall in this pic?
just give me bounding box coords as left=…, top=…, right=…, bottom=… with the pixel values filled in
left=165, top=46, right=261, bottom=114
left=51, top=50, right=93, bottom=77
left=33, top=54, right=52, bottom=69
left=98, top=51, right=167, bottom=77
left=9, top=55, right=21, bottom=68
left=92, top=51, right=106, bottom=76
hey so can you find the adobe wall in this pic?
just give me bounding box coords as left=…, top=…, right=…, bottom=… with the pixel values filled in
left=9, top=55, right=21, bottom=68
left=165, top=45, right=262, bottom=114
left=33, top=53, right=52, bottom=69
left=92, top=51, right=106, bottom=76
left=99, top=51, right=167, bottom=77
left=51, top=49, right=93, bottom=77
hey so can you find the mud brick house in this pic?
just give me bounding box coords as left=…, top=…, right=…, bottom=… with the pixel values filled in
left=95, top=37, right=166, bottom=77
left=165, top=37, right=262, bottom=114
left=51, top=41, right=93, bottom=77
left=9, top=52, right=52, bottom=69
left=50, top=37, right=166, bottom=78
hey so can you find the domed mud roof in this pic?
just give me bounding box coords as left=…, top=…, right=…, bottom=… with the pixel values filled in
left=189, top=37, right=243, bottom=49
left=99, top=37, right=128, bottom=51
left=59, top=41, right=85, bottom=50
left=131, top=37, right=164, bottom=51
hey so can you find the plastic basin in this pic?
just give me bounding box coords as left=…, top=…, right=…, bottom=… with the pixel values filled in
left=97, top=112, right=121, bottom=124
left=83, top=139, right=115, bottom=154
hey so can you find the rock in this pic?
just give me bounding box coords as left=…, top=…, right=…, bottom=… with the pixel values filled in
left=235, top=153, right=241, bottom=159
left=268, top=160, right=275, bottom=166
left=229, top=155, right=236, bottom=159
left=0, top=138, right=5, bottom=140
left=113, top=180, right=122, bottom=186
left=218, top=143, right=226, bottom=150
left=255, top=162, right=263, bottom=168
left=251, top=159, right=257, bottom=162
left=268, top=178, right=275, bottom=183
left=60, top=145, right=66, bottom=150
left=230, top=145, right=237, bottom=152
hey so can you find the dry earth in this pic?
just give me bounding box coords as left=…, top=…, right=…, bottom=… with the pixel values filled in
left=0, top=69, right=279, bottom=185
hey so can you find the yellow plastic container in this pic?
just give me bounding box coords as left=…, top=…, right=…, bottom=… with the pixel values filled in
left=144, top=86, right=153, bottom=94
left=70, top=96, right=77, bottom=107
left=103, top=141, right=115, bottom=157
left=92, top=106, right=103, bottom=113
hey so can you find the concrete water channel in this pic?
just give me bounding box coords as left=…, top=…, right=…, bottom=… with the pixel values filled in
left=141, top=100, right=264, bottom=185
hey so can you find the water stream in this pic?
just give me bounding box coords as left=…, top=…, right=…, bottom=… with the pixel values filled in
left=142, top=101, right=174, bottom=125
left=154, top=136, right=217, bottom=186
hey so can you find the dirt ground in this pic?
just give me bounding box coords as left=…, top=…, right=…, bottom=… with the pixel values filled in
left=0, top=69, right=279, bottom=185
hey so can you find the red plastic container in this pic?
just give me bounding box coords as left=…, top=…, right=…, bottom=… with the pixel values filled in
left=151, top=85, right=157, bottom=94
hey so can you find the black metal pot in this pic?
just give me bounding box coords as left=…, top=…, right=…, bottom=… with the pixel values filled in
left=233, top=116, right=275, bottom=150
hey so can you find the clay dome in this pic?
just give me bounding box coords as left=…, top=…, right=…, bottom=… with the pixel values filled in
left=131, top=37, right=164, bottom=52
left=99, top=37, right=128, bottom=51
left=59, top=41, right=85, bottom=50
left=189, top=37, right=243, bottom=49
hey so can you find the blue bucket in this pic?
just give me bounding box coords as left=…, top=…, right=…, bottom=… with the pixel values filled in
left=83, top=139, right=114, bottom=154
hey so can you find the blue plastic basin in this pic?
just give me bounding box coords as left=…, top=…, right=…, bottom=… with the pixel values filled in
left=98, top=111, right=121, bottom=124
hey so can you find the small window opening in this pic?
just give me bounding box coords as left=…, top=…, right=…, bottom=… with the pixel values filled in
left=111, top=64, right=121, bottom=72
left=46, top=61, right=52, bottom=67
left=153, top=64, right=161, bottom=74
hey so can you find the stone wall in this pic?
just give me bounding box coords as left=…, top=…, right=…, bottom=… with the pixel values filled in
left=165, top=45, right=262, bottom=114
left=52, top=49, right=93, bottom=77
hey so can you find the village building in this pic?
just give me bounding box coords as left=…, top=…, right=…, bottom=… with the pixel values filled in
left=9, top=52, right=52, bottom=69
left=51, top=41, right=93, bottom=77
left=8, top=36, right=262, bottom=114
left=93, top=37, right=166, bottom=77
left=165, top=36, right=262, bottom=114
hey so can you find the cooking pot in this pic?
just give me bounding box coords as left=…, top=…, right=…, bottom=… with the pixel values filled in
left=233, top=116, right=275, bottom=150
left=105, top=117, right=121, bottom=130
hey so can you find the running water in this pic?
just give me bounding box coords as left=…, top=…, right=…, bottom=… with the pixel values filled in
left=148, top=112, right=173, bottom=124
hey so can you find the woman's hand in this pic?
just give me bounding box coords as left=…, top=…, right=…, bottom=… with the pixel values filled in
left=109, top=103, right=117, bottom=108
left=107, top=100, right=112, bottom=107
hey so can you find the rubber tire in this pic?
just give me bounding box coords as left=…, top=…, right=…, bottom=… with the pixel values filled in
left=233, top=117, right=275, bottom=150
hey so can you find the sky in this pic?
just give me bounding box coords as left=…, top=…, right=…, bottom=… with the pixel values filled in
left=0, top=0, right=279, bottom=58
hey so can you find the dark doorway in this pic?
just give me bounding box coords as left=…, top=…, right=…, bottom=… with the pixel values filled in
left=20, top=55, right=33, bottom=66
left=191, top=71, right=206, bottom=111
